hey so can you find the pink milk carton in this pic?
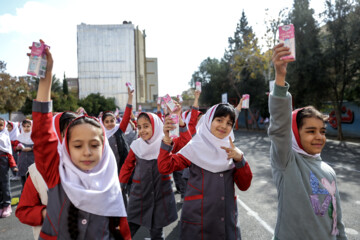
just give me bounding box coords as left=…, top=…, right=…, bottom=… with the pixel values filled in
left=157, top=97, right=162, bottom=105
left=242, top=94, right=250, bottom=109
left=163, top=94, right=177, bottom=112
left=169, top=114, right=179, bottom=138
left=177, top=95, right=183, bottom=103
left=126, top=82, right=135, bottom=93
left=279, top=24, right=296, bottom=60
left=27, top=42, right=48, bottom=78
left=195, top=82, right=201, bottom=92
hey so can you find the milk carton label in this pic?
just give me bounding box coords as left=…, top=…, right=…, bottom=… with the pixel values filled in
left=177, top=95, right=183, bottom=103
left=169, top=114, right=179, bottom=138
left=196, top=82, right=202, bottom=92
left=242, top=94, right=250, bottom=109
left=163, top=94, right=177, bottom=112
left=126, top=82, right=135, bottom=92
left=27, top=42, right=48, bottom=78
left=279, top=24, right=296, bottom=60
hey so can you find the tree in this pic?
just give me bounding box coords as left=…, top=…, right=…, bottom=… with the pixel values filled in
left=0, top=73, right=29, bottom=119
left=51, top=74, right=62, bottom=93
left=0, top=60, right=6, bottom=73
left=78, top=93, right=117, bottom=116
left=63, top=73, right=69, bottom=95
left=322, top=0, right=360, bottom=140
left=285, top=0, right=327, bottom=108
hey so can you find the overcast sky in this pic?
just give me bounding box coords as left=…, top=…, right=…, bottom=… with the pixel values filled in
left=0, top=0, right=326, bottom=96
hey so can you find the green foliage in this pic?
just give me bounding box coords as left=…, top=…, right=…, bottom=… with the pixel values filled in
left=0, top=73, right=29, bottom=117
left=78, top=93, right=117, bottom=116
left=63, top=78, right=69, bottom=95
left=0, top=60, right=6, bottom=73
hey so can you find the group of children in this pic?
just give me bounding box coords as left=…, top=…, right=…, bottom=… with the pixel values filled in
left=0, top=40, right=348, bottom=240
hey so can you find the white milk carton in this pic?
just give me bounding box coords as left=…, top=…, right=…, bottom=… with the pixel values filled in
left=163, top=94, right=177, bottom=112
left=195, top=82, right=202, bottom=92
left=27, top=42, right=48, bottom=78
left=242, top=94, right=250, bottom=109
left=169, top=114, right=179, bottom=138
left=279, top=24, right=296, bottom=60
left=126, top=82, right=135, bottom=93
left=177, top=95, right=183, bottom=103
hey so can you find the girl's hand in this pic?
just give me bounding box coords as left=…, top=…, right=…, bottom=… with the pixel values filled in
left=127, top=86, right=134, bottom=105
left=13, top=167, right=19, bottom=172
left=163, top=115, right=176, bottom=137
left=272, top=43, right=295, bottom=85
left=220, top=137, right=244, bottom=162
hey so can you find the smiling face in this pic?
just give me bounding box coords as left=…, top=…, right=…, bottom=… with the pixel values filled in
left=103, top=115, right=116, bottom=130
left=137, top=116, right=153, bottom=141
left=299, top=117, right=326, bottom=155
left=210, top=115, right=233, bottom=139
left=68, top=123, right=103, bottom=171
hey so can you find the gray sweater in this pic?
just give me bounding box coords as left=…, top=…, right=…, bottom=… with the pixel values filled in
left=268, top=83, right=347, bottom=240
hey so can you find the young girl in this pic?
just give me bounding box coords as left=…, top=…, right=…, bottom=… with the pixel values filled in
left=158, top=103, right=253, bottom=239
left=30, top=40, right=130, bottom=239
left=268, top=43, right=347, bottom=239
left=0, top=118, right=18, bottom=218
left=101, top=88, right=133, bottom=175
left=7, top=121, right=20, bottom=180
left=16, top=119, right=34, bottom=189
left=16, top=111, right=78, bottom=240
left=119, top=104, right=192, bottom=239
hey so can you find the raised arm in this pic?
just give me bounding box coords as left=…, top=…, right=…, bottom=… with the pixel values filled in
left=158, top=142, right=191, bottom=175
left=119, top=86, right=133, bottom=132
left=268, top=43, right=295, bottom=170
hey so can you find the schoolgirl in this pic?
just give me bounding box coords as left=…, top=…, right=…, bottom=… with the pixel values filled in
left=30, top=40, right=130, bottom=239
left=16, top=119, right=34, bottom=189
left=158, top=103, right=253, bottom=239
left=0, top=118, right=18, bottom=218
left=119, top=105, right=192, bottom=239
left=268, top=43, right=347, bottom=239
left=16, top=111, right=78, bottom=239
left=7, top=121, right=20, bottom=179
left=100, top=88, right=133, bottom=175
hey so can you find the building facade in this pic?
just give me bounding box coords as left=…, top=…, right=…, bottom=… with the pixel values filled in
left=77, top=22, right=158, bottom=110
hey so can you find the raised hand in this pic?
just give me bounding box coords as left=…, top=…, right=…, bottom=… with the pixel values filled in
left=272, top=43, right=295, bottom=86
left=220, top=137, right=244, bottom=162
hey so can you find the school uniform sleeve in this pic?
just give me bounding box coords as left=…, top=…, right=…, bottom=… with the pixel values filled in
left=158, top=141, right=191, bottom=175
left=233, top=157, right=253, bottom=191
left=119, top=149, right=136, bottom=184
left=119, top=104, right=132, bottom=133
left=188, top=107, right=201, bottom=136
left=32, top=100, right=60, bottom=188
left=171, top=124, right=192, bottom=153
left=15, top=177, right=46, bottom=226
left=268, top=83, right=293, bottom=170
left=6, top=153, right=16, bottom=168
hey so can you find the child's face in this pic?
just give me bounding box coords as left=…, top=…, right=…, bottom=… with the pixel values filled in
left=103, top=116, right=116, bottom=130
left=68, top=123, right=103, bottom=171
left=0, top=121, right=5, bottom=131
left=7, top=123, right=13, bottom=132
left=299, top=117, right=326, bottom=155
left=210, top=115, right=233, bottom=139
left=22, top=123, right=32, bottom=133
left=137, top=117, right=153, bottom=141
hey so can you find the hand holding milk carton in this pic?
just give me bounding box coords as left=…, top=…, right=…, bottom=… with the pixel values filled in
left=242, top=94, right=250, bottom=109
left=27, top=42, right=49, bottom=78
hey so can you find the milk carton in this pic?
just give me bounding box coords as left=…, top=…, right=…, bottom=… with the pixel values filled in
left=163, top=94, right=177, bottom=112
left=138, top=105, right=142, bottom=112
left=169, top=114, right=179, bottom=138
left=27, top=42, right=48, bottom=78
left=126, top=82, right=135, bottom=92
left=242, top=94, right=250, bottom=109
left=161, top=99, right=168, bottom=114
left=157, top=97, right=162, bottom=105
left=279, top=24, right=296, bottom=60
left=195, top=82, right=202, bottom=92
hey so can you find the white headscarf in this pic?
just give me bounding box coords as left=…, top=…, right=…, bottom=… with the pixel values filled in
left=179, top=104, right=235, bottom=173
left=292, top=108, right=321, bottom=158
left=181, top=110, right=192, bottom=126
left=100, top=112, right=120, bottom=139
left=0, top=120, right=12, bottom=154
left=130, top=113, right=164, bottom=160
left=7, top=121, right=20, bottom=141
left=17, top=120, right=34, bottom=145
left=58, top=116, right=126, bottom=217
